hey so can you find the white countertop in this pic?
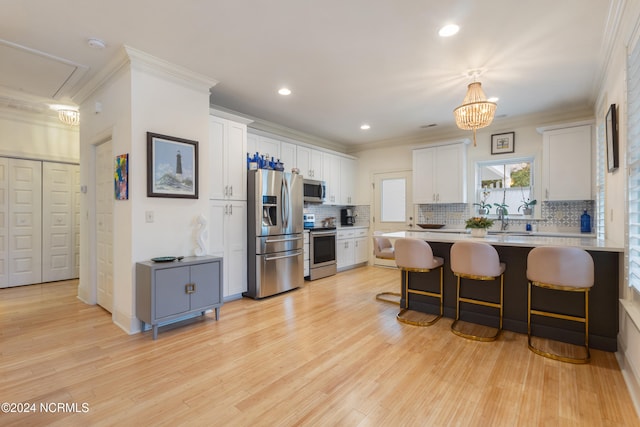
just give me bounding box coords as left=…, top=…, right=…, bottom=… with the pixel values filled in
left=383, top=230, right=624, bottom=252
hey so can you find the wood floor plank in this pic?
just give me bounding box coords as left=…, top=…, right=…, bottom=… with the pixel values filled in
left=0, top=268, right=638, bottom=426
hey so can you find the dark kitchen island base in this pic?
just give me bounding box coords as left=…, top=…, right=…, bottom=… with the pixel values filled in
left=399, top=242, right=619, bottom=352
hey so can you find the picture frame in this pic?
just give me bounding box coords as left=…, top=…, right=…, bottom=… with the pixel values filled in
left=606, top=103, right=619, bottom=172
left=115, top=153, right=129, bottom=200
left=491, top=132, right=515, bottom=154
left=147, top=132, right=198, bottom=198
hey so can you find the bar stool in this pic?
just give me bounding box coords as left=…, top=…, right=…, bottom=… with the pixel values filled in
left=394, top=238, right=444, bottom=326
left=527, top=246, right=594, bottom=364
left=373, top=234, right=399, bottom=304
left=450, top=241, right=505, bottom=341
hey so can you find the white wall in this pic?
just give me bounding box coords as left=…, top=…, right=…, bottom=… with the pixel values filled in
left=77, top=47, right=216, bottom=334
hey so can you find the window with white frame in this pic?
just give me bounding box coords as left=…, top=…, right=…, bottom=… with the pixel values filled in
left=475, top=158, right=535, bottom=216
left=627, top=37, right=640, bottom=292
left=595, top=122, right=605, bottom=240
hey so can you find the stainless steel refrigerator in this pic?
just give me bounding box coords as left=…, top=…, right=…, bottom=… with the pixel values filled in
left=245, top=169, right=304, bottom=299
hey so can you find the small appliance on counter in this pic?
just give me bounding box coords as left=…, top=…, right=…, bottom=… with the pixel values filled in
left=341, top=208, right=355, bottom=226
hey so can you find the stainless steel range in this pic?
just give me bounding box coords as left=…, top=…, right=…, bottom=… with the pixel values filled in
left=304, top=213, right=337, bottom=280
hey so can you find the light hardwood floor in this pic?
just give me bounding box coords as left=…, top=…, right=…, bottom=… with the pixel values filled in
left=1, top=266, right=638, bottom=426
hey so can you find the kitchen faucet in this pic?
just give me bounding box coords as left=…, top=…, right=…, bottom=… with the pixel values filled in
left=498, top=208, right=509, bottom=231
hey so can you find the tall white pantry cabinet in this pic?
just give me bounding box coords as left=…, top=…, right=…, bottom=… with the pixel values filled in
left=208, top=112, right=251, bottom=299
left=0, top=158, right=79, bottom=288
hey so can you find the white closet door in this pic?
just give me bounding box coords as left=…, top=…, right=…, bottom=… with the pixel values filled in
left=9, top=159, right=42, bottom=286
left=0, top=158, right=8, bottom=287
left=42, top=162, right=74, bottom=282
left=96, top=141, right=114, bottom=313
left=73, top=165, right=80, bottom=277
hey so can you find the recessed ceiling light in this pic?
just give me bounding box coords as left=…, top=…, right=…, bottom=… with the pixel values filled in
left=488, top=97, right=499, bottom=103
left=438, top=24, right=459, bottom=37
left=360, top=124, right=370, bottom=130
left=278, top=88, right=291, bottom=96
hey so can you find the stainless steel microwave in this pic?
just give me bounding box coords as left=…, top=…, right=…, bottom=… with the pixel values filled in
left=303, top=179, right=326, bottom=203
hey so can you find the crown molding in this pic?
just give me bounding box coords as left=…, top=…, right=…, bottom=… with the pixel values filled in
left=74, top=45, right=219, bottom=105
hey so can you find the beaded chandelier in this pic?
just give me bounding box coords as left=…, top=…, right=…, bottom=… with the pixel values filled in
left=453, top=81, right=496, bottom=146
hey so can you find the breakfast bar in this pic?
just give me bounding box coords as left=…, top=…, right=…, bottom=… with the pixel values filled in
left=382, top=231, right=623, bottom=352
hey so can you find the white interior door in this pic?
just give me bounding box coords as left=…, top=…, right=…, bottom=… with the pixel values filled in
left=96, top=141, right=114, bottom=313
left=0, top=158, right=8, bottom=287
left=73, top=165, right=80, bottom=277
left=372, top=171, right=412, bottom=267
left=42, top=162, right=74, bottom=282
left=9, top=159, right=42, bottom=286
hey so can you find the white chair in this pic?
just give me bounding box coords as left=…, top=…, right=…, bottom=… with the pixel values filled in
left=394, top=238, right=444, bottom=326
left=527, top=246, right=594, bottom=363
left=450, top=241, right=505, bottom=341
left=373, top=234, right=399, bottom=304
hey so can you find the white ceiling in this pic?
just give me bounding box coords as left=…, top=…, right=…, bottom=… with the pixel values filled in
left=0, top=0, right=615, bottom=147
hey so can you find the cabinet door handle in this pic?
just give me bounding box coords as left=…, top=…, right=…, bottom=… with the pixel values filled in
left=230, top=185, right=233, bottom=196
left=185, top=283, right=196, bottom=294
left=229, top=204, right=233, bottom=215
left=224, top=205, right=228, bottom=215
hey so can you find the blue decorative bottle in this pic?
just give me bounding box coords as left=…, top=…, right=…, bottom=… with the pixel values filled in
left=580, top=209, right=591, bottom=233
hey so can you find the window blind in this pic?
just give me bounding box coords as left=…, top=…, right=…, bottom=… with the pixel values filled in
left=627, top=38, right=640, bottom=291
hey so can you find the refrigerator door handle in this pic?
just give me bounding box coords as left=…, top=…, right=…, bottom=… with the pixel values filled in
left=265, top=236, right=303, bottom=243
left=282, top=177, right=290, bottom=229
left=265, top=251, right=302, bottom=261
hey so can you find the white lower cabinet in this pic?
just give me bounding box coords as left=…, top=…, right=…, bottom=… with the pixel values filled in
left=336, top=228, right=368, bottom=271
left=209, top=200, right=247, bottom=299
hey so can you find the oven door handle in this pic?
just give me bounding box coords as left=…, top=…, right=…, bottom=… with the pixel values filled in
left=311, top=231, right=336, bottom=236
left=264, top=251, right=302, bottom=261
left=265, top=236, right=303, bottom=243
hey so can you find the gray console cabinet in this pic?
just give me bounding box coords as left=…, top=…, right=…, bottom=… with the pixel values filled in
left=136, top=256, right=223, bottom=339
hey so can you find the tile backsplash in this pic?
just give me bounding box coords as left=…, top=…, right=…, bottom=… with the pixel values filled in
left=304, top=203, right=370, bottom=227
left=303, top=200, right=593, bottom=233
left=416, top=200, right=594, bottom=233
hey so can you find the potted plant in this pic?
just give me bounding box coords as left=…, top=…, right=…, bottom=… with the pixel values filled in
left=465, top=216, right=495, bottom=237
left=473, top=187, right=492, bottom=215
left=518, top=198, right=537, bottom=216
left=494, top=203, right=509, bottom=217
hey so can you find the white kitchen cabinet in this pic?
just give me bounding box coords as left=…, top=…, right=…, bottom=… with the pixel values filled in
left=209, top=115, right=247, bottom=201
left=542, top=125, right=592, bottom=200
left=337, top=228, right=368, bottom=271
left=209, top=200, right=247, bottom=299
left=280, top=141, right=296, bottom=173
left=413, top=143, right=467, bottom=204
left=323, top=152, right=341, bottom=205
left=296, top=145, right=323, bottom=179
left=340, top=157, right=357, bottom=205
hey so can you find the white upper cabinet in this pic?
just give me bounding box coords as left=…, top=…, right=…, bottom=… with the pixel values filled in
left=322, top=152, right=341, bottom=205
left=340, top=157, right=357, bottom=205
left=279, top=141, right=296, bottom=173
left=296, top=145, right=323, bottom=180
left=413, top=143, right=467, bottom=204
left=542, top=125, right=592, bottom=201
left=209, top=115, right=247, bottom=201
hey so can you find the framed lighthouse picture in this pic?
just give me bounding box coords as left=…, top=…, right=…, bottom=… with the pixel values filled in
left=147, top=132, right=199, bottom=199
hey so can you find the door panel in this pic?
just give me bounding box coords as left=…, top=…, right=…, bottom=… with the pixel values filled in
left=42, top=162, right=74, bottom=282
left=0, top=158, right=7, bottom=287
left=96, top=141, right=114, bottom=313
left=9, top=159, right=42, bottom=286
left=373, top=170, right=412, bottom=267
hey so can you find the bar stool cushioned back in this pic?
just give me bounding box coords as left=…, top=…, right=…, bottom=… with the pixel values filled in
left=527, top=246, right=594, bottom=363
left=450, top=241, right=505, bottom=341
left=395, top=238, right=444, bottom=326
left=373, top=235, right=395, bottom=260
